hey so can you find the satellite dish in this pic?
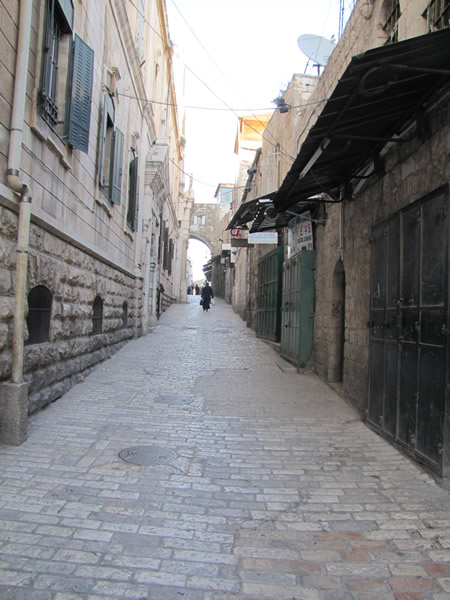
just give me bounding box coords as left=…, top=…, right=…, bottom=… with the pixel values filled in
left=297, top=34, right=336, bottom=66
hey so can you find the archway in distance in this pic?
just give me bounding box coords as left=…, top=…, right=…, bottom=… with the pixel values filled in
left=188, top=238, right=212, bottom=284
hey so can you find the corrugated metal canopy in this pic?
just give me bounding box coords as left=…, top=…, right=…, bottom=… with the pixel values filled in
left=249, top=200, right=317, bottom=233
left=273, top=28, right=450, bottom=214
left=226, top=192, right=276, bottom=230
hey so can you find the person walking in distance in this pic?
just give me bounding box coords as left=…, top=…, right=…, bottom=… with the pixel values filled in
left=201, top=281, right=214, bottom=311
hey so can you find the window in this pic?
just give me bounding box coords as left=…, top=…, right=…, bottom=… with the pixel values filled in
left=99, top=94, right=124, bottom=204
left=383, top=0, right=401, bottom=43
left=40, top=0, right=94, bottom=152
left=163, top=224, right=169, bottom=271
left=423, top=0, right=449, bottom=30
left=136, top=0, right=145, bottom=59
left=168, top=239, right=174, bottom=276
left=127, top=156, right=139, bottom=230
left=122, top=302, right=128, bottom=328
left=26, top=285, right=52, bottom=344
left=92, top=296, right=103, bottom=334
left=219, top=187, right=233, bottom=207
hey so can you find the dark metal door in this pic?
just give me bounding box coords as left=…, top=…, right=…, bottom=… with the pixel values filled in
left=256, top=247, right=283, bottom=342
left=368, top=214, right=400, bottom=439
left=368, top=185, right=449, bottom=476
left=280, top=250, right=315, bottom=368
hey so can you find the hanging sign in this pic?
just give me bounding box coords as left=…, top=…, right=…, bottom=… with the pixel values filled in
left=288, top=211, right=314, bottom=256
left=247, top=232, right=278, bottom=244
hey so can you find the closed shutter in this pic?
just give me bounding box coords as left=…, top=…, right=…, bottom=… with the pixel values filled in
left=67, top=34, right=94, bottom=153
left=127, top=156, right=139, bottom=230
left=109, top=128, right=124, bottom=205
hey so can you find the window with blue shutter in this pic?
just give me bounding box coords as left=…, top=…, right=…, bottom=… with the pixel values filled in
left=127, top=156, right=139, bottom=230
left=99, top=94, right=115, bottom=188
left=40, top=0, right=74, bottom=130
left=109, top=128, right=124, bottom=205
left=67, top=34, right=94, bottom=152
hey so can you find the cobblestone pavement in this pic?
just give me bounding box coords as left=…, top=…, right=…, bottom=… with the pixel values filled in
left=0, top=297, right=449, bottom=600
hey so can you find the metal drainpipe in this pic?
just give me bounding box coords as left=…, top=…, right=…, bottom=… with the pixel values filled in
left=7, top=0, right=33, bottom=383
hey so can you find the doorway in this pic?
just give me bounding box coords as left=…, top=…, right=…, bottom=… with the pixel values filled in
left=367, top=185, right=449, bottom=477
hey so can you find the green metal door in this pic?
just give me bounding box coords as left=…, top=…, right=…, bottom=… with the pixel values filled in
left=281, top=250, right=315, bottom=368
left=256, top=247, right=284, bottom=342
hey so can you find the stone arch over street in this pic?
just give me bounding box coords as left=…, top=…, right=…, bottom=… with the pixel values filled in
left=190, top=203, right=229, bottom=257
left=189, top=233, right=212, bottom=255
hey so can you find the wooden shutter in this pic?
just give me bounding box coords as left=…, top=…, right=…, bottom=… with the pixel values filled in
left=67, top=34, right=94, bottom=153
left=109, top=128, right=124, bottom=205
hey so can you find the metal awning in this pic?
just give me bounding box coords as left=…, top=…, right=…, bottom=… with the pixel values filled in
left=272, top=28, right=450, bottom=214
left=249, top=200, right=317, bottom=233
left=226, top=192, right=277, bottom=230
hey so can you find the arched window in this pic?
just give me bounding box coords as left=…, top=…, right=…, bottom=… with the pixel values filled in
left=27, top=285, right=52, bottom=344
left=122, top=301, right=128, bottom=328
left=92, top=296, right=103, bottom=334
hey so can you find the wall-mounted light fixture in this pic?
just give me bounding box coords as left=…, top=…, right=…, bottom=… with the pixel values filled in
left=274, top=97, right=290, bottom=114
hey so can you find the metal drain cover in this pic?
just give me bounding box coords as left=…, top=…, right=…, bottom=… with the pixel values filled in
left=155, top=394, right=193, bottom=405
left=118, top=446, right=178, bottom=466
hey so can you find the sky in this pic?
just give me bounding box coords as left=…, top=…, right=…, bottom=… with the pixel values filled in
left=165, top=0, right=354, bottom=279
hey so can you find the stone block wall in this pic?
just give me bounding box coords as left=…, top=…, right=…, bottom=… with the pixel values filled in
left=312, top=96, right=449, bottom=414
left=0, top=205, right=141, bottom=414
left=312, top=204, right=342, bottom=382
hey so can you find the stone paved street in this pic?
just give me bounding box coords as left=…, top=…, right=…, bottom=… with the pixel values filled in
left=0, top=297, right=449, bottom=600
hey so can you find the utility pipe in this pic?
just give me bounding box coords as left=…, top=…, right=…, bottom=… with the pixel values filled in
left=7, top=0, right=34, bottom=383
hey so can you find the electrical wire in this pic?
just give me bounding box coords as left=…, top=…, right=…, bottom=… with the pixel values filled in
left=126, top=0, right=332, bottom=189
left=116, top=91, right=329, bottom=113
left=168, top=0, right=296, bottom=161
left=127, top=0, right=297, bottom=159
left=169, top=158, right=217, bottom=188
left=169, top=157, right=261, bottom=192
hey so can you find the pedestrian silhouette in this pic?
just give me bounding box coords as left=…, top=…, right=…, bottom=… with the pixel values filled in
left=201, top=281, right=214, bottom=311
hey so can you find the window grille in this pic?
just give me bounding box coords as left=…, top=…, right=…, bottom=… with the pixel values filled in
left=383, top=0, right=401, bottom=43
left=423, top=0, right=449, bottom=30
left=26, top=286, right=52, bottom=344
left=40, top=0, right=93, bottom=151
left=41, top=0, right=72, bottom=127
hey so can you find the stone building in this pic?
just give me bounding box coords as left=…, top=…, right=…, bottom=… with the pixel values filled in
left=226, top=1, right=450, bottom=482
left=0, top=0, right=191, bottom=444
left=227, top=76, right=318, bottom=325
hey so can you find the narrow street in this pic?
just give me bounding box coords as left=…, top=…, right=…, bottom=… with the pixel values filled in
left=0, top=297, right=449, bottom=600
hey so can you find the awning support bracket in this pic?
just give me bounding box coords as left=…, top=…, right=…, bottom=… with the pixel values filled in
left=285, top=210, right=326, bottom=225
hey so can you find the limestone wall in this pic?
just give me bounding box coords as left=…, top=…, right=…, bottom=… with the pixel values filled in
left=0, top=0, right=187, bottom=430
left=0, top=204, right=140, bottom=413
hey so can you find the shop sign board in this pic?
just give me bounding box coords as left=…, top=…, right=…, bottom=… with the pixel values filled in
left=288, top=211, right=314, bottom=256
left=248, top=232, right=278, bottom=244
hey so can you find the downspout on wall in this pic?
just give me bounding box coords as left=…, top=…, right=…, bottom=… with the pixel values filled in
left=0, top=0, right=34, bottom=445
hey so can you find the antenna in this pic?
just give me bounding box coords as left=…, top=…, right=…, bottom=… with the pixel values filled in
left=297, top=34, right=336, bottom=74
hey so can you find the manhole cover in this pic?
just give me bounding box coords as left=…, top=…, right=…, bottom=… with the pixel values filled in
left=155, top=394, right=193, bottom=405
left=118, top=446, right=178, bottom=466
